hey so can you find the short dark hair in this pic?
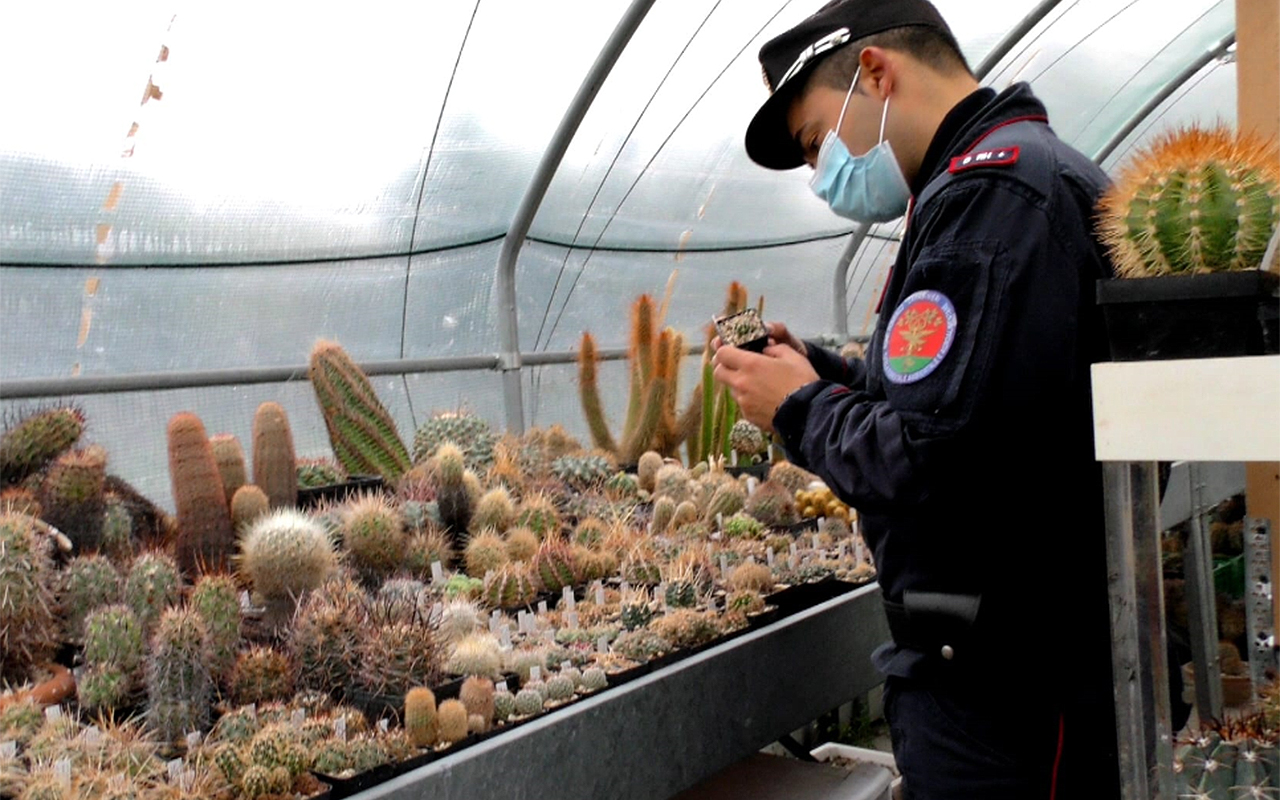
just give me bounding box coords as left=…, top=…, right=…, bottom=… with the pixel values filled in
left=805, top=24, right=973, bottom=93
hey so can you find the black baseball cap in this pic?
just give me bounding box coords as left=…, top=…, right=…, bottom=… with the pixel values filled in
left=745, top=0, right=956, bottom=170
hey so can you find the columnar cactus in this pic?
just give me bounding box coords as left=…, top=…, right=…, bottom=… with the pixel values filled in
left=0, top=513, right=58, bottom=680
left=209, top=434, right=247, bottom=505
left=57, top=553, right=122, bottom=644
left=703, top=481, right=746, bottom=524
left=80, top=604, right=145, bottom=713
left=433, top=443, right=479, bottom=535
left=404, top=687, right=438, bottom=747
left=1098, top=125, right=1280, bottom=277
left=146, top=606, right=213, bottom=742
left=100, top=496, right=134, bottom=562
left=459, top=677, right=495, bottom=724
left=339, top=494, right=406, bottom=585
left=167, top=413, right=235, bottom=575
left=123, top=551, right=183, bottom=633
left=229, top=484, right=269, bottom=530
left=309, top=339, right=411, bottom=481
left=39, top=445, right=108, bottom=551
left=437, top=699, right=469, bottom=744
left=289, top=575, right=365, bottom=698
left=650, top=495, right=677, bottom=536
left=0, top=406, right=84, bottom=486
left=251, top=403, right=297, bottom=509
left=637, top=451, right=664, bottom=493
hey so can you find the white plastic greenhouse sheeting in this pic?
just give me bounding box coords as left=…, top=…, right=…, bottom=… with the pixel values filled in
left=0, top=0, right=1240, bottom=505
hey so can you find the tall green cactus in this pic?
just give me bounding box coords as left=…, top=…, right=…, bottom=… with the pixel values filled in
left=146, top=606, right=213, bottom=741
left=39, top=444, right=108, bottom=552
left=0, top=406, right=84, bottom=486
left=251, top=402, right=297, bottom=509
left=308, top=340, right=411, bottom=482
left=167, top=412, right=235, bottom=576
left=1099, top=124, right=1280, bottom=277
left=0, top=512, right=58, bottom=682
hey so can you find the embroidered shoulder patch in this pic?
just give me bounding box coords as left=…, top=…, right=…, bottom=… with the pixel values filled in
left=882, top=290, right=958, bottom=384
left=949, top=146, right=1019, bottom=174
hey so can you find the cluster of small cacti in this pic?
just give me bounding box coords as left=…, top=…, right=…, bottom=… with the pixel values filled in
left=412, top=412, right=498, bottom=473
left=1173, top=723, right=1280, bottom=798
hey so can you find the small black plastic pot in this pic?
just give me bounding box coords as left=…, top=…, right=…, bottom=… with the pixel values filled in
left=1095, top=270, right=1279, bottom=361
left=297, top=475, right=385, bottom=509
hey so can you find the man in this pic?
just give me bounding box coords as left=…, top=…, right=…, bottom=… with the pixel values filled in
left=712, top=1, right=1121, bottom=797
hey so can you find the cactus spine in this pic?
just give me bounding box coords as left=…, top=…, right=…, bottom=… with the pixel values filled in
left=209, top=434, right=248, bottom=505
left=167, top=412, right=235, bottom=575
left=251, top=403, right=297, bottom=509
left=309, top=339, right=411, bottom=481
left=0, top=406, right=84, bottom=486
left=1099, top=125, right=1280, bottom=277
left=146, top=606, right=213, bottom=742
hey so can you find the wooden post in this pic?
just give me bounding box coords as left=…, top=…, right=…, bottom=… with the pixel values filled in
left=1236, top=0, right=1280, bottom=624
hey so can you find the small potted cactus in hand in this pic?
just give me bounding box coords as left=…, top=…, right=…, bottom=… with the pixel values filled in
left=1095, top=124, right=1279, bottom=361
left=713, top=308, right=770, bottom=353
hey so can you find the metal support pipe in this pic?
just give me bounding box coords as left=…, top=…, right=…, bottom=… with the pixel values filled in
left=1093, top=33, right=1236, bottom=165
left=831, top=223, right=870, bottom=339
left=1103, top=461, right=1174, bottom=800
left=494, top=0, right=658, bottom=436
left=973, top=0, right=1063, bottom=81
left=0, top=344, right=701, bottom=400
left=1184, top=463, right=1225, bottom=721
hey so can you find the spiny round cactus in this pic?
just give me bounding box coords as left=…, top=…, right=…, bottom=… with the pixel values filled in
left=767, top=461, right=819, bottom=494
left=530, top=539, right=578, bottom=594
left=671, top=500, right=699, bottom=531
left=504, top=526, right=539, bottom=562
left=404, top=528, right=454, bottom=578
left=572, top=517, right=609, bottom=548
left=231, top=646, right=296, bottom=706
left=296, top=457, right=345, bottom=489
left=613, top=629, right=671, bottom=662
left=744, top=480, right=799, bottom=528
left=446, top=632, right=502, bottom=678
left=483, top=563, right=538, bottom=610
left=189, top=573, right=240, bottom=682
left=729, top=419, right=768, bottom=460
left=57, top=553, right=122, bottom=644
left=229, top=484, right=270, bottom=532
left=723, top=512, right=766, bottom=540
left=544, top=674, right=575, bottom=702
left=514, top=689, right=544, bottom=717
left=580, top=666, right=608, bottom=692
left=472, top=487, right=515, bottom=534
left=210, top=707, right=262, bottom=745
left=123, top=551, right=183, bottom=634
left=622, top=550, right=662, bottom=586
left=493, top=689, right=516, bottom=721
left=78, top=664, right=132, bottom=713
left=0, top=406, right=84, bottom=486
left=83, top=603, right=145, bottom=674
left=620, top=592, right=655, bottom=630
left=604, top=472, right=639, bottom=500
left=412, top=412, right=497, bottom=472
left=236, top=508, right=336, bottom=603
left=289, top=574, right=365, bottom=697
left=459, top=676, right=496, bottom=723
left=727, top=562, right=773, bottom=593
left=240, top=764, right=275, bottom=799
left=653, top=464, right=691, bottom=503
left=376, top=577, right=430, bottom=623
left=437, top=699, right=469, bottom=744
left=358, top=620, right=440, bottom=697
left=704, top=481, right=747, bottom=524
left=463, top=530, right=509, bottom=578
left=651, top=609, right=722, bottom=649
left=515, top=494, right=561, bottom=539
left=340, top=493, right=406, bottom=584
left=551, top=452, right=617, bottom=489
left=145, top=606, right=212, bottom=742
left=650, top=495, right=677, bottom=536
left=636, top=451, right=664, bottom=493
left=1099, top=125, right=1280, bottom=277
left=436, top=598, right=482, bottom=645
left=213, top=742, right=247, bottom=786
left=727, top=589, right=766, bottom=616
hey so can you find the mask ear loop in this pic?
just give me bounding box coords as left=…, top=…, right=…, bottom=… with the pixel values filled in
left=834, top=64, right=861, bottom=138
left=878, top=90, right=891, bottom=144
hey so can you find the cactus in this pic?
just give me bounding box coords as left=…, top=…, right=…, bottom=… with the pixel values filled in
left=514, top=493, right=561, bottom=539
left=483, top=563, right=538, bottom=610
left=309, top=339, right=411, bottom=481
left=613, top=629, right=671, bottom=662
left=622, top=551, right=662, bottom=586
left=493, top=689, right=516, bottom=721
left=339, top=494, right=406, bottom=584
left=723, top=512, right=766, bottom=540
left=729, top=419, right=768, bottom=463
left=446, top=632, right=502, bottom=678
left=357, top=619, right=440, bottom=697
left=289, top=575, right=365, bottom=698
left=636, top=451, right=664, bottom=493
left=703, top=481, right=746, bottom=524
left=744, top=480, right=799, bottom=527
left=251, top=403, right=297, bottom=509
left=226, top=485, right=268, bottom=533
left=531, top=539, right=579, bottom=594
left=504, top=527, right=539, bottom=562
left=237, top=508, right=336, bottom=615
left=412, top=412, right=497, bottom=473
left=208, top=434, right=247, bottom=506
left=146, top=606, right=213, bottom=742
left=210, top=707, right=261, bottom=745
left=551, top=452, right=617, bottom=490
left=405, top=528, right=455, bottom=578
left=167, top=413, right=235, bottom=576
left=123, top=551, right=183, bottom=633
left=57, top=553, right=122, bottom=643
left=437, top=599, right=482, bottom=645
left=671, top=500, right=698, bottom=531
left=572, top=516, right=609, bottom=548
left=653, top=464, right=691, bottom=503
left=0, top=406, right=84, bottom=486
left=727, top=562, right=773, bottom=593
left=651, top=609, right=722, bottom=649
left=188, top=573, right=241, bottom=683
left=39, top=444, right=108, bottom=552
left=649, top=495, right=677, bottom=536
left=437, top=699, right=469, bottom=744
left=580, top=666, right=607, bottom=693
left=543, top=674, right=574, bottom=703
left=80, top=604, right=144, bottom=712
left=604, top=471, right=639, bottom=501
left=1098, top=125, right=1280, bottom=277
left=767, top=461, right=818, bottom=494
left=463, top=530, right=509, bottom=578
left=459, top=676, right=495, bottom=723
left=514, top=689, right=543, bottom=717
left=296, top=457, right=345, bottom=490
left=433, top=444, right=476, bottom=535
left=404, top=687, right=438, bottom=747
left=231, top=646, right=295, bottom=706
left=471, top=487, right=516, bottom=534
left=100, top=496, right=134, bottom=561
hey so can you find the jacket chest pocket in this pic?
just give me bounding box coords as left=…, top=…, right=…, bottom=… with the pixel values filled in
left=880, top=241, right=1002, bottom=432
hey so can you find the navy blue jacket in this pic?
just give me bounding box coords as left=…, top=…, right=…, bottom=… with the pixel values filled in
left=773, top=84, right=1114, bottom=681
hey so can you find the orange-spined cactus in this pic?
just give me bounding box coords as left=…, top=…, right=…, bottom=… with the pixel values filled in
left=167, top=412, right=234, bottom=576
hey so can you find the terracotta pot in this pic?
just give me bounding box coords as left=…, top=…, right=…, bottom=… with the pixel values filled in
left=0, top=663, right=76, bottom=712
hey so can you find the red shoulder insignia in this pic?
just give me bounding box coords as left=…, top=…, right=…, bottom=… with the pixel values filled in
left=949, top=146, right=1019, bottom=174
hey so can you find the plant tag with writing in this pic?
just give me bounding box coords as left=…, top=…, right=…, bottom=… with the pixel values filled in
left=431, top=561, right=445, bottom=583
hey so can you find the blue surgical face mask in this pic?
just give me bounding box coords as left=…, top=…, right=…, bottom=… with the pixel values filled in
left=809, top=65, right=911, bottom=223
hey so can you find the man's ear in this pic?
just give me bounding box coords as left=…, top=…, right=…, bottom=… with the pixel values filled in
left=858, top=46, right=894, bottom=99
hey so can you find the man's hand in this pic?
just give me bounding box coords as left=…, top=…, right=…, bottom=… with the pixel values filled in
left=712, top=343, right=819, bottom=433
left=711, top=320, right=808, bottom=357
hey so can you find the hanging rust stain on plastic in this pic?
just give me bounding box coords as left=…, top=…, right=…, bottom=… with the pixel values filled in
left=698, top=185, right=716, bottom=220
left=85, top=278, right=100, bottom=297
left=102, top=182, right=124, bottom=212
left=77, top=309, right=93, bottom=349
left=157, top=45, right=169, bottom=62
left=675, top=230, right=693, bottom=262
left=141, top=79, right=163, bottom=104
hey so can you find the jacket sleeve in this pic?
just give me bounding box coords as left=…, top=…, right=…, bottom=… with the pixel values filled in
left=803, top=342, right=868, bottom=388
left=773, top=176, right=1082, bottom=515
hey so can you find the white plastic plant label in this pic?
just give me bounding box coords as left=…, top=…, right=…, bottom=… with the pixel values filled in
left=817, top=516, right=827, bottom=533
left=538, top=600, right=549, bottom=615
left=620, top=581, right=631, bottom=594
left=715, top=512, right=723, bottom=530
left=766, top=548, right=775, bottom=566
left=530, top=665, right=542, bottom=682
left=334, top=715, right=347, bottom=742
left=719, top=555, right=729, bottom=575
left=180, top=770, right=195, bottom=791
left=1, top=741, right=17, bottom=759
left=855, top=538, right=865, bottom=564
left=746, top=477, right=759, bottom=496
left=185, top=730, right=202, bottom=749
left=597, top=636, right=609, bottom=654
left=431, top=561, right=445, bottom=583
left=239, top=590, right=252, bottom=611
left=167, top=758, right=183, bottom=782
left=247, top=703, right=257, bottom=719
left=56, top=759, right=72, bottom=787
left=497, top=680, right=508, bottom=693
left=838, top=541, right=848, bottom=559
left=563, top=586, right=576, bottom=610
left=85, top=725, right=102, bottom=745
left=378, top=718, right=389, bottom=733
left=291, top=709, right=306, bottom=726
left=789, top=555, right=799, bottom=570
left=595, top=583, right=606, bottom=606
left=789, top=542, right=798, bottom=557
left=44, top=705, right=62, bottom=722
left=561, top=660, right=573, bottom=671
left=565, top=610, right=580, bottom=629
left=500, top=624, right=512, bottom=648
left=108, top=774, right=128, bottom=791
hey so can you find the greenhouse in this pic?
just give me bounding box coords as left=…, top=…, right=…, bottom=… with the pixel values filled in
left=0, top=0, right=1277, bottom=797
